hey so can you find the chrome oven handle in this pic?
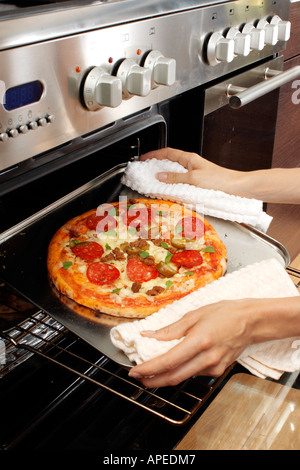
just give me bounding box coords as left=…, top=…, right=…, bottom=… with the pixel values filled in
left=227, top=65, right=300, bottom=109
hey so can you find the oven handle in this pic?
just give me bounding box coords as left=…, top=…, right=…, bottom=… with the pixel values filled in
left=227, top=65, right=300, bottom=109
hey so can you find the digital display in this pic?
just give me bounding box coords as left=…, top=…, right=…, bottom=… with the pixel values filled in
left=3, top=80, right=43, bottom=111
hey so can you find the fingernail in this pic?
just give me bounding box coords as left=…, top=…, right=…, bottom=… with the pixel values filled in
left=128, top=370, right=143, bottom=379
left=156, top=172, right=168, bottom=182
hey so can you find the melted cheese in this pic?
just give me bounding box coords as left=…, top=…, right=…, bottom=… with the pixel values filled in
left=63, top=209, right=213, bottom=300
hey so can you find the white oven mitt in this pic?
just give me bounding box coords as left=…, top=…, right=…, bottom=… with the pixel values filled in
left=121, top=159, right=272, bottom=232
left=110, top=258, right=300, bottom=380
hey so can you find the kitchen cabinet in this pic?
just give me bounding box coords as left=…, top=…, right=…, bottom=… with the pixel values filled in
left=267, top=1, right=300, bottom=261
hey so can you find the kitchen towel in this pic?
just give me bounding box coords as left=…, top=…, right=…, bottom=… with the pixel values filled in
left=110, top=258, right=300, bottom=380
left=121, top=159, right=273, bottom=232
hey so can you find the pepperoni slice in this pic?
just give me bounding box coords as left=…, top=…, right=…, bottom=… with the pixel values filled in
left=126, top=258, right=159, bottom=283
left=171, top=250, right=203, bottom=268
left=71, top=241, right=104, bottom=262
left=176, top=217, right=204, bottom=240
left=87, top=262, right=120, bottom=285
left=86, top=212, right=117, bottom=232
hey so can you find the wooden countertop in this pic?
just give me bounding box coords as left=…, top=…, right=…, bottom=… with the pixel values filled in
left=176, top=254, right=300, bottom=450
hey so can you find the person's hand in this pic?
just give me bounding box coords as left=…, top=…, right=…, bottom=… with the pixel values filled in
left=128, top=298, right=257, bottom=388
left=140, top=147, right=300, bottom=204
left=140, top=147, right=241, bottom=195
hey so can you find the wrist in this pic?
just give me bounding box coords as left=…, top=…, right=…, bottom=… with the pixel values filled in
left=228, top=170, right=260, bottom=199
left=244, top=297, right=300, bottom=344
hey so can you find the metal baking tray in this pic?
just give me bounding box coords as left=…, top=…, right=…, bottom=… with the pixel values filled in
left=0, top=164, right=290, bottom=368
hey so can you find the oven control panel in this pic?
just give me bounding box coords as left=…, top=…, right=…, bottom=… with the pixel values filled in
left=82, top=51, right=177, bottom=111
left=0, top=0, right=292, bottom=172
left=0, top=113, right=56, bottom=143
left=206, top=15, right=291, bottom=66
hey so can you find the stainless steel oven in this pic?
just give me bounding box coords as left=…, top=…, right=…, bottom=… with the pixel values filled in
left=0, top=0, right=299, bottom=452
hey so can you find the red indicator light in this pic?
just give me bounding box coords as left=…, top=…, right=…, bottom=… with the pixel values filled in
left=137, top=49, right=142, bottom=56
left=108, top=57, right=114, bottom=63
left=75, top=66, right=81, bottom=73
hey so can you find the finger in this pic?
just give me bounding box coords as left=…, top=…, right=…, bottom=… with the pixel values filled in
left=138, top=338, right=244, bottom=388
left=136, top=347, right=230, bottom=388
left=140, top=147, right=197, bottom=170
left=140, top=324, right=184, bottom=342
left=156, top=171, right=193, bottom=185
left=129, top=330, right=202, bottom=379
left=140, top=308, right=202, bottom=341
left=135, top=350, right=223, bottom=388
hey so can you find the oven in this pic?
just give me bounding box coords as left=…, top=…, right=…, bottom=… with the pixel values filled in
left=0, top=0, right=299, bottom=452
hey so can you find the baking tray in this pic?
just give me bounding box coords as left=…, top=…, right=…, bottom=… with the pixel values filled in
left=0, top=163, right=290, bottom=368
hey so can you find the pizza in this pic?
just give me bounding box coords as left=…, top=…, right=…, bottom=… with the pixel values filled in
left=47, top=198, right=227, bottom=319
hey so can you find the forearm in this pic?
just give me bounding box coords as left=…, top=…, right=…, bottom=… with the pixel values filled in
left=232, top=168, right=300, bottom=204
left=246, top=297, right=300, bottom=344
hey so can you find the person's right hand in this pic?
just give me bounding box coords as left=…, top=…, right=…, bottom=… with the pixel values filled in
left=140, top=147, right=241, bottom=195
left=128, top=298, right=255, bottom=387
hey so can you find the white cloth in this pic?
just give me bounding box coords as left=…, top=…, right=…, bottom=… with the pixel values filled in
left=110, top=258, right=300, bottom=380
left=121, top=159, right=272, bottom=232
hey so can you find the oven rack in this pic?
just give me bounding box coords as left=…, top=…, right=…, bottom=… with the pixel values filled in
left=0, top=309, right=229, bottom=426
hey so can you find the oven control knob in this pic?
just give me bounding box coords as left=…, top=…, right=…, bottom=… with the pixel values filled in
left=206, top=32, right=235, bottom=66
left=226, top=27, right=251, bottom=56
left=116, top=59, right=151, bottom=97
left=270, top=15, right=291, bottom=42
left=83, top=66, right=122, bottom=111
left=257, top=19, right=278, bottom=46
left=143, top=50, right=176, bottom=86
left=242, top=23, right=265, bottom=51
